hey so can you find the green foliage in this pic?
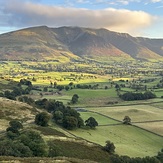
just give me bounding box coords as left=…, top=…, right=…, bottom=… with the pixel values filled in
left=63, top=116, right=78, bottom=130
left=157, top=148, right=163, bottom=162
left=6, top=131, right=19, bottom=140
left=85, top=117, right=98, bottom=128
left=9, top=120, right=23, bottom=130
left=103, top=140, right=115, bottom=154
left=56, top=85, right=64, bottom=91
left=0, top=139, right=32, bottom=157
left=6, top=120, right=23, bottom=134
left=71, top=94, right=79, bottom=104
left=123, top=116, right=131, bottom=125
left=35, top=112, right=50, bottom=127
left=35, top=98, right=48, bottom=109
left=47, top=141, right=63, bottom=157
left=19, top=130, right=48, bottom=157
left=18, top=96, right=34, bottom=104
left=53, top=110, right=63, bottom=124
left=35, top=98, right=84, bottom=130
left=4, top=90, right=16, bottom=100
left=43, top=87, right=48, bottom=92
left=120, top=91, right=156, bottom=101
left=19, top=79, right=32, bottom=86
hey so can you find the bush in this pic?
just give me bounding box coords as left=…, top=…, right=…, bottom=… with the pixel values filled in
left=103, top=140, right=115, bottom=153
left=35, top=112, right=50, bottom=127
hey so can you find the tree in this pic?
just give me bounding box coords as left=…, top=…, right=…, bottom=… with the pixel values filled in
left=6, top=120, right=23, bottom=134
left=53, top=110, right=63, bottom=124
left=85, top=117, right=98, bottom=128
left=157, top=148, right=163, bottom=162
left=9, top=120, right=23, bottom=130
left=71, top=94, right=79, bottom=104
left=105, top=86, right=108, bottom=89
left=65, top=86, right=69, bottom=91
left=18, top=96, right=34, bottom=104
left=69, top=82, right=74, bottom=86
left=103, top=140, right=115, bottom=153
left=43, top=87, right=48, bottom=92
left=0, top=139, right=32, bottom=157
left=54, top=81, right=57, bottom=88
left=77, top=116, right=84, bottom=128
left=123, top=116, right=131, bottom=125
left=115, top=84, right=120, bottom=91
left=19, top=130, right=48, bottom=156
left=62, top=116, right=78, bottom=130
left=35, top=112, right=50, bottom=127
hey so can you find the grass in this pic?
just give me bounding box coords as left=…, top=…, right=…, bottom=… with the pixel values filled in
left=33, top=126, right=67, bottom=137
left=0, top=97, right=39, bottom=130
left=86, top=105, right=163, bottom=122
left=79, top=111, right=119, bottom=125
left=136, top=121, right=163, bottom=136
left=64, top=88, right=117, bottom=98
left=63, top=88, right=119, bottom=106
left=70, top=125, right=163, bottom=157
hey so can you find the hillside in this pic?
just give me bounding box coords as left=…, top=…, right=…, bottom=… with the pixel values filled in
left=0, top=26, right=163, bottom=61
left=0, top=97, right=112, bottom=163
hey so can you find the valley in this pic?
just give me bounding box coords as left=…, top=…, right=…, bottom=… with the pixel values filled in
left=0, top=26, right=163, bottom=162
left=0, top=58, right=162, bottom=162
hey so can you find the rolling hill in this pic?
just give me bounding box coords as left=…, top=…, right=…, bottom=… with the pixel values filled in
left=0, top=26, right=163, bottom=61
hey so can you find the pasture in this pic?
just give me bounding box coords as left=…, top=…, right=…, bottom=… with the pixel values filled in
left=79, top=111, right=120, bottom=125
left=68, top=106, right=163, bottom=157
left=136, top=121, right=163, bottom=136
left=86, top=105, right=163, bottom=123
left=0, top=61, right=163, bottom=159
left=70, top=123, right=163, bottom=157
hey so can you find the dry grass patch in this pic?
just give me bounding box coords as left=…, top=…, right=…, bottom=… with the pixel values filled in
left=0, top=97, right=39, bottom=128
left=136, top=121, right=163, bottom=136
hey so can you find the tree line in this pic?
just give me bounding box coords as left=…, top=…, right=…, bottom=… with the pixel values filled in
left=120, top=91, right=156, bottom=101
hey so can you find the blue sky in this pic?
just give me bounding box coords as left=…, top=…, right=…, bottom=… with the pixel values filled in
left=0, top=0, right=163, bottom=38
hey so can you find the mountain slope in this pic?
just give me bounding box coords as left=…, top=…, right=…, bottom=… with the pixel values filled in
left=0, top=26, right=162, bottom=61
left=0, top=26, right=79, bottom=61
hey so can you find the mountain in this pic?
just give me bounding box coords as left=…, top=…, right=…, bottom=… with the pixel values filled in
left=0, top=26, right=162, bottom=61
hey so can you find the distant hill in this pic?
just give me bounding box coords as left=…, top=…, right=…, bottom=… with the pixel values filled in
left=0, top=26, right=162, bottom=61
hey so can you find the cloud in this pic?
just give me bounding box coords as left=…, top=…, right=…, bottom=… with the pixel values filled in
left=0, top=0, right=157, bottom=36
left=150, top=0, right=162, bottom=2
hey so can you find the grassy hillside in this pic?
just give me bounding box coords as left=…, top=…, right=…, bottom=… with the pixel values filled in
left=0, top=97, right=39, bottom=131
left=70, top=110, right=163, bottom=157
left=0, top=97, right=111, bottom=163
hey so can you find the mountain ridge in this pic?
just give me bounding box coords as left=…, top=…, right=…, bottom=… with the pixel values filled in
left=0, top=26, right=162, bottom=61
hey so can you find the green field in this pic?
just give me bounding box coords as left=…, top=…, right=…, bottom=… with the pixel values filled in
left=0, top=61, right=163, bottom=160
left=86, top=105, right=163, bottom=122
left=68, top=107, right=163, bottom=157
left=70, top=124, right=163, bottom=157
left=79, top=111, right=120, bottom=125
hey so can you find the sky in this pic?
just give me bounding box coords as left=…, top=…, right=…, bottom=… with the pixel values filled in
left=0, top=0, right=163, bottom=38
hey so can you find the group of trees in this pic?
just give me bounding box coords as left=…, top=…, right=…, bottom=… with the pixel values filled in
left=0, top=79, right=33, bottom=100
left=35, top=99, right=84, bottom=130
left=120, top=91, right=156, bottom=101
left=0, top=121, right=48, bottom=157
left=34, top=99, right=98, bottom=130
